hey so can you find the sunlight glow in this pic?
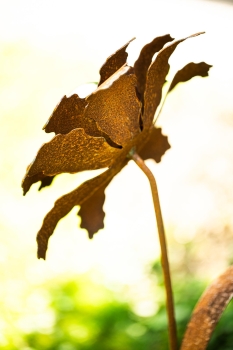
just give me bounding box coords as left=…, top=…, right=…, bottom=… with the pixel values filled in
left=1, top=0, right=233, bottom=344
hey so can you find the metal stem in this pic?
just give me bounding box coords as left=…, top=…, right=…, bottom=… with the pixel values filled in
left=132, top=152, right=178, bottom=350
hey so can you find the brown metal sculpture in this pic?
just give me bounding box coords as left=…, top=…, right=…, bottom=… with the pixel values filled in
left=22, top=33, right=217, bottom=350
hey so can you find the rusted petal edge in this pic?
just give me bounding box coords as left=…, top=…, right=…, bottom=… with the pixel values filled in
left=143, top=32, right=204, bottom=128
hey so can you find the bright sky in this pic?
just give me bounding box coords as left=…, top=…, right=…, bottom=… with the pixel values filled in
left=1, top=0, right=233, bottom=335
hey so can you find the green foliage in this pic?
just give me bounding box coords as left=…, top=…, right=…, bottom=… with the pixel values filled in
left=22, top=273, right=204, bottom=349
left=23, top=279, right=163, bottom=350
left=1, top=267, right=233, bottom=349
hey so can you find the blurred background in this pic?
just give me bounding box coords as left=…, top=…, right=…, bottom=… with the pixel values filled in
left=1, top=0, right=233, bottom=348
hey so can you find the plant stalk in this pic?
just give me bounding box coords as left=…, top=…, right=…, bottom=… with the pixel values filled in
left=131, top=152, right=178, bottom=350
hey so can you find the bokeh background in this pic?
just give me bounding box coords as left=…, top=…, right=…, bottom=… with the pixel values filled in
left=1, top=0, right=233, bottom=348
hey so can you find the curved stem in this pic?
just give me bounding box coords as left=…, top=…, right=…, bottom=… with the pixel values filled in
left=131, top=152, right=178, bottom=350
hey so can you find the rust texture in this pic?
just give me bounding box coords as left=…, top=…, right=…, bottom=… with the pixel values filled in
left=134, top=34, right=174, bottom=100
left=22, top=33, right=211, bottom=259
left=169, top=62, right=212, bottom=92
left=24, top=128, right=121, bottom=178
left=181, top=266, right=233, bottom=350
left=44, top=94, right=88, bottom=135
left=143, top=33, right=204, bottom=129
left=98, top=38, right=135, bottom=86
left=37, top=166, right=121, bottom=259
left=85, top=74, right=141, bottom=146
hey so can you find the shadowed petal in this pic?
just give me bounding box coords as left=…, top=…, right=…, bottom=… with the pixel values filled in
left=168, top=62, right=212, bottom=92
left=37, top=161, right=127, bottom=259
left=98, top=38, right=135, bottom=86
left=134, top=34, right=174, bottom=99
left=22, top=172, right=55, bottom=195
left=38, top=176, right=55, bottom=190
left=139, top=127, right=171, bottom=162
left=78, top=183, right=107, bottom=239
left=143, top=32, right=204, bottom=128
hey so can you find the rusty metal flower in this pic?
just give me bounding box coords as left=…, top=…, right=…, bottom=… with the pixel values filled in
left=22, top=32, right=211, bottom=259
